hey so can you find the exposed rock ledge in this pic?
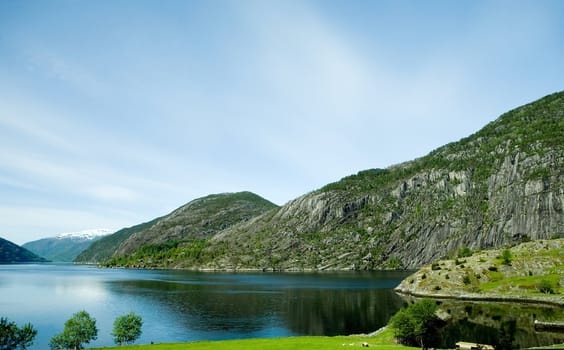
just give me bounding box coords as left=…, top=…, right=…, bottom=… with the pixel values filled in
left=394, top=239, right=564, bottom=307
left=394, top=287, right=564, bottom=307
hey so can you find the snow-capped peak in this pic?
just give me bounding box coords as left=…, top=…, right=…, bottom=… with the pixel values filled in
left=56, top=229, right=115, bottom=240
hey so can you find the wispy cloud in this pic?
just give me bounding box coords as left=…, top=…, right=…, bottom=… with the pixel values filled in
left=0, top=0, right=562, bottom=244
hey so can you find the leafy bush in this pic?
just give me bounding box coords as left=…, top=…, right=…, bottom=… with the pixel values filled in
left=387, top=257, right=403, bottom=269
left=113, top=313, right=143, bottom=345
left=537, top=279, right=556, bottom=294
left=463, top=274, right=472, bottom=285
left=500, top=249, right=513, bottom=265
left=458, top=246, right=473, bottom=258
left=389, top=299, right=442, bottom=349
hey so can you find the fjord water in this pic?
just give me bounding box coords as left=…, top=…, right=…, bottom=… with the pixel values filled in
left=0, top=264, right=409, bottom=349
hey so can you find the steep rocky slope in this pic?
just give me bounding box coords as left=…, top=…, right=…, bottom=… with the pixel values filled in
left=97, top=92, right=563, bottom=271
left=77, top=192, right=278, bottom=265
left=193, top=92, right=563, bottom=270
left=0, top=237, right=48, bottom=263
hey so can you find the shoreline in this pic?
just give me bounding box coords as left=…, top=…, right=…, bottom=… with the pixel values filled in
left=394, top=287, right=564, bottom=307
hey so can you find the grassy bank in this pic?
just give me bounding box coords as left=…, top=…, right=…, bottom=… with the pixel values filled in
left=95, top=328, right=416, bottom=350
left=395, top=239, right=564, bottom=305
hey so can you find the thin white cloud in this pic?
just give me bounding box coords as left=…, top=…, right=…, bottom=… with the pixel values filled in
left=0, top=0, right=562, bottom=245
left=26, top=48, right=110, bottom=100
left=0, top=96, right=78, bottom=154
left=84, top=185, right=140, bottom=202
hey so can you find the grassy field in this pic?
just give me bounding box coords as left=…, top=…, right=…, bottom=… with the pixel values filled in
left=94, top=327, right=416, bottom=350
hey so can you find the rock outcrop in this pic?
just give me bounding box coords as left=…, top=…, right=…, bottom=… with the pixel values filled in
left=394, top=239, right=564, bottom=306
left=196, top=92, right=563, bottom=270
left=82, top=92, right=564, bottom=271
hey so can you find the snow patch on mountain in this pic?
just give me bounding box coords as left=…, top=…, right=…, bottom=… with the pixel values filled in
left=56, top=229, right=115, bottom=240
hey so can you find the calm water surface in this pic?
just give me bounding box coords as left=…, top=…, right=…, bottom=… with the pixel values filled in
left=0, top=264, right=409, bottom=349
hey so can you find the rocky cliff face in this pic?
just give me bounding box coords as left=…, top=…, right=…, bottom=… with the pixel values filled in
left=196, top=92, right=563, bottom=271
left=92, top=92, right=563, bottom=271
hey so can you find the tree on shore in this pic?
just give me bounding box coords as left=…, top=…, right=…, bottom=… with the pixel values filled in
left=389, top=298, right=443, bottom=349
left=112, top=313, right=143, bottom=346
left=49, top=310, right=98, bottom=350
left=0, top=317, right=37, bottom=350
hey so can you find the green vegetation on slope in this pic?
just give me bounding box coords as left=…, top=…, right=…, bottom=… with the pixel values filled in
left=102, top=239, right=210, bottom=268
left=75, top=218, right=161, bottom=263
left=80, top=192, right=278, bottom=267
left=189, top=92, right=564, bottom=271
left=85, top=92, right=564, bottom=271
left=324, top=91, right=564, bottom=194
left=395, top=239, right=564, bottom=303
left=0, top=237, right=48, bottom=263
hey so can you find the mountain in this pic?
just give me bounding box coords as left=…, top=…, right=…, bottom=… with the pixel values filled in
left=0, top=237, right=48, bottom=263
left=22, top=229, right=113, bottom=262
left=75, top=191, right=279, bottom=265
left=93, top=92, right=563, bottom=271
left=75, top=219, right=162, bottom=263
left=196, top=92, right=562, bottom=271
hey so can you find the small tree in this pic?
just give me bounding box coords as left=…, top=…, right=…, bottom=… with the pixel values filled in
left=501, top=249, right=512, bottom=265
left=50, top=310, right=97, bottom=350
left=0, top=317, right=37, bottom=350
left=112, top=313, right=143, bottom=346
left=389, top=299, right=442, bottom=349
left=458, top=245, right=472, bottom=258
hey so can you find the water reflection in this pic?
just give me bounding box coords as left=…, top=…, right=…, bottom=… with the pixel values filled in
left=1, top=265, right=410, bottom=348
left=435, top=301, right=564, bottom=349
left=105, top=271, right=407, bottom=338
left=282, top=288, right=403, bottom=335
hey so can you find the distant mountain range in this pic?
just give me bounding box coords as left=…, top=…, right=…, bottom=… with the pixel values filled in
left=76, top=92, right=563, bottom=270
left=0, top=237, right=48, bottom=264
left=23, top=229, right=113, bottom=262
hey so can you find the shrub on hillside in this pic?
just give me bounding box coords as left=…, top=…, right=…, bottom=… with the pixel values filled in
left=537, top=279, right=556, bottom=294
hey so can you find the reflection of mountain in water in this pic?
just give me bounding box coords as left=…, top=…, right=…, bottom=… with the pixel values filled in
left=437, top=301, right=564, bottom=349
left=283, top=288, right=403, bottom=335
left=105, top=274, right=405, bottom=337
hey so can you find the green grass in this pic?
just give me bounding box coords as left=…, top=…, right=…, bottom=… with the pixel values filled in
left=94, top=328, right=415, bottom=350
left=480, top=273, right=562, bottom=295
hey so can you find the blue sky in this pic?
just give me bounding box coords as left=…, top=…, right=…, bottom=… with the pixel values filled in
left=1, top=0, right=563, bottom=244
